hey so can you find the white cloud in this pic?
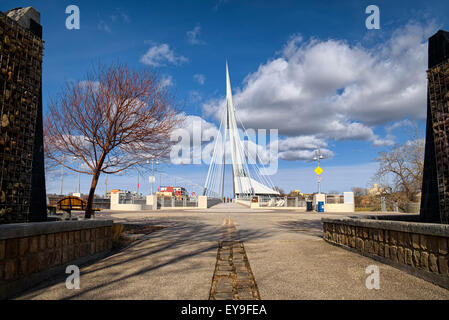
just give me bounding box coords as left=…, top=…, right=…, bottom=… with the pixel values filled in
left=98, top=20, right=112, bottom=33
left=160, top=75, right=173, bottom=88
left=189, top=91, right=202, bottom=103
left=202, top=22, right=435, bottom=158
left=140, top=43, right=188, bottom=67
left=193, top=74, right=206, bottom=85
left=187, top=24, right=206, bottom=45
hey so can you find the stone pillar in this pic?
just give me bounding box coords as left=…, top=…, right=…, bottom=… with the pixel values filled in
left=0, top=7, right=46, bottom=224
left=198, top=196, right=208, bottom=209
left=421, top=30, right=449, bottom=224
left=145, top=195, right=157, bottom=210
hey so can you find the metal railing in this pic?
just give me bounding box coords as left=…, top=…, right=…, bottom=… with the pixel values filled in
left=258, top=196, right=306, bottom=208
left=157, top=196, right=198, bottom=208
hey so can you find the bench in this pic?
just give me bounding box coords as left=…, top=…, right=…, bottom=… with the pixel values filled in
left=48, top=196, right=102, bottom=219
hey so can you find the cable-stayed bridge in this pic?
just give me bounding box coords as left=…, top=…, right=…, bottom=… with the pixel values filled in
left=203, top=62, right=279, bottom=200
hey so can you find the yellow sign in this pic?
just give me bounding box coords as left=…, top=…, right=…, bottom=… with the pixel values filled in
left=314, top=166, right=323, bottom=176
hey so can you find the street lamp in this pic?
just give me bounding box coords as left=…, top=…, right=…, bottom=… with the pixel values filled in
left=73, top=156, right=81, bottom=194
left=313, top=150, right=324, bottom=194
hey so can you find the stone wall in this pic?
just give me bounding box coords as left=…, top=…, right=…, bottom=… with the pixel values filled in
left=0, top=220, right=113, bottom=299
left=322, top=216, right=449, bottom=288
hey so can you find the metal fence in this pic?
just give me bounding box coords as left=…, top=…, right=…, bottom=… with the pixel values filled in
left=258, top=196, right=306, bottom=208
left=326, top=194, right=344, bottom=204
left=157, top=196, right=198, bottom=208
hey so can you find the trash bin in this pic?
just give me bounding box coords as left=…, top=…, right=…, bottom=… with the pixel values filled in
left=318, top=201, right=324, bottom=213
left=306, top=201, right=313, bottom=211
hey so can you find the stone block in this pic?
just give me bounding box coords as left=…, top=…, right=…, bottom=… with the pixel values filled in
left=438, top=255, right=448, bottom=274
left=74, top=231, right=81, bottom=243
left=62, top=248, right=70, bottom=263
left=29, top=236, right=38, bottom=253
left=27, top=255, right=38, bottom=274
left=362, top=228, right=368, bottom=239
left=405, top=248, right=413, bottom=265
left=6, top=238, right=18, bottom=258
left=428, top=236, right=439, bottom=253
left=62, top=232, right=69, bottom=246
left=390, top=231, right=397, bottom=246
left=54, top=233, right=62, bottom=248
left=4, top=259, right=17, bottom=280
left=18, top=238, right=29, bottom=256
left=47, top=233, right=55, bottom=249
left=378, top=243, right=385, bottom=257
left=68, top=231, right=74, bottom=245
left=18, top=257, right=27, bottom=276
left=420, top=252, right=429, bottom=271
left=74, top=244, right=81, bottom=259
left=420, top=234, right=428, bottom=251
left=373, top=230, right=379, bottom=241
left=438, top=237, right=448, bottom=255
left=390, top=246, right=398, bottom=262
left=412, top=234, right=420, bottom=249
left=356, top=238, right=364, bottom=251
left=39, top=234, right=46, bottom=250
left=37, top=252, right=46, bottom=271
left=215, top=278, right=233, bottom=293
left=90, top=242, right=95, bottom=255
left=91, top=229, right=96, bottom=241
left=412, top=250, right=420, bottom=268
left=0, top=240, right=5, bottom=260
left=378, top=229, right=384, bottom=242
left=364, top=240, right=373, bottom=254
left=429, top=254, right=438, bottom=273
left=54, top=248, right=62, bottom=266
left=398, top=232, right=405, bottom=246
left=397, top=247, right=405, bottom=264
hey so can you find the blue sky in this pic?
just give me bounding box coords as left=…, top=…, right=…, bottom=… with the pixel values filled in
left=2, top=0, right=448, bottom=197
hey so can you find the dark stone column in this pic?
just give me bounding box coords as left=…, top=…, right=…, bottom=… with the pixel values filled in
left=420, top=30, right=449, bottom=223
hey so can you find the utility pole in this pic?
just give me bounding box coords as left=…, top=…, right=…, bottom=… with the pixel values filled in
left=137, top=168, right=140, bottom=197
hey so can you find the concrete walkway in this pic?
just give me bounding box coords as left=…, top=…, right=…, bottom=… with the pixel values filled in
left=16, top=206, right=449, bottom=299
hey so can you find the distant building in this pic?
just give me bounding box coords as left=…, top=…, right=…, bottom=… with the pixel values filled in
left=157, top=186, right=188, bottom=199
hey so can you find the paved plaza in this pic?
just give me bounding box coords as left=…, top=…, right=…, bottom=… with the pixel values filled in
left=17, top=203, right=449, bottom=300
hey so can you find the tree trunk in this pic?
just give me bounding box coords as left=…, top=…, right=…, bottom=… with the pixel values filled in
left=85, top=169, right=101, bottom=219
left=85, top=153, right=106, bottom=219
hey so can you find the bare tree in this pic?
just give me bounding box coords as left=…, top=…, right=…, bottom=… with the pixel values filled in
left=44, top=63, right=182, bottom=218
left=351, top=187, right=366, bottom=208
left=373, top=123, right=424, bottom=211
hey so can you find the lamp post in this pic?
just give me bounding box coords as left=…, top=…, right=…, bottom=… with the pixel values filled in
left=73, top=156, right=81, bottom=194
left=313, top=150, right=324, bottom=194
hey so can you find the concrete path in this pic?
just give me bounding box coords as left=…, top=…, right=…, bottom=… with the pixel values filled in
left=16, top=206, right=449, bottom=299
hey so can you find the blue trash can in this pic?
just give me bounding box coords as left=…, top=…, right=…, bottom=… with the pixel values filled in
left=318, top=201, right=324, bottom=213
